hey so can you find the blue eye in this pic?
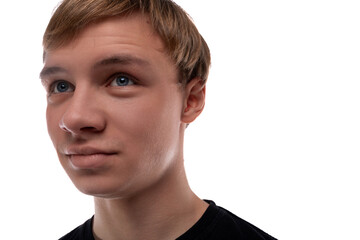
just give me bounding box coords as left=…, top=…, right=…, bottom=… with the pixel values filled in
left=110, top=75, right=135, bottom=87
left=53, top=81, right=74, bottom=93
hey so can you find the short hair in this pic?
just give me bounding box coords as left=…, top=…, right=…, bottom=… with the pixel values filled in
left=43, top=0, right=211, bottom=85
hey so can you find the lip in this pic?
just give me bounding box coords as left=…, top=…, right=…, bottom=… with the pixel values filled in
left=65, top=146, right=116, bottom=155
left=65, top=146, right=117, bottom=169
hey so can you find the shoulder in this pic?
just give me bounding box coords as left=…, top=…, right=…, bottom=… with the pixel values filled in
left=59, top=217, right=94, bottom=240
left=179, top=200, right=277, bottom=240
left=214, top=203, right=276, bottom=240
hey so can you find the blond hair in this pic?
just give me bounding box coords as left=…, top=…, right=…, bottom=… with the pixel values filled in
left=43, top=0, right=211, bottom=85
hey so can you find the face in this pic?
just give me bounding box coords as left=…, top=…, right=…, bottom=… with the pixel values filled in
left=41, top=14, right=188, bottom=198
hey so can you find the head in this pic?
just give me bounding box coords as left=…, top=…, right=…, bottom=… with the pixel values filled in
left=41, top=0, right=210, bottom=199
left=43, top=0, right=210, bottom=86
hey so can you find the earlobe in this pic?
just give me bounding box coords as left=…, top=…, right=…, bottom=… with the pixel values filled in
left=181, top=78, right=206, bottom=124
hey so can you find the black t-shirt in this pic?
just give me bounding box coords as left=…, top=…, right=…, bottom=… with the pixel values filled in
left=59, top=200, right=277, bottom=240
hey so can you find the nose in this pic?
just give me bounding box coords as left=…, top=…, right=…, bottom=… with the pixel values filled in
left=59, top=88, right=106, bottom=136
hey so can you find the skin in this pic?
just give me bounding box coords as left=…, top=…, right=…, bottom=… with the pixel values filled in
left=41, top=13, right=208, bottom=240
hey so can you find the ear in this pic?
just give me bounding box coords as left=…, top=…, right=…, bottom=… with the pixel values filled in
left=181, top=78, right=206, bottom=124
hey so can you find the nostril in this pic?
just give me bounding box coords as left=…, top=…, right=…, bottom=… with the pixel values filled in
left=80, top=126, right=98, bottom=132
left=59, top=123, right=71, bottom=133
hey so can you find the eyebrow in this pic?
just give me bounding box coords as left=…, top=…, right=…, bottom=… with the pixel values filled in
left=39, top=66, right=67, bottom=85
left=93, top=55, right=150, bottom=69
left=40, top=54, right=150, bottom=84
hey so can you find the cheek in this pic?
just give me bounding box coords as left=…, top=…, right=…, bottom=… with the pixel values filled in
left=46, top=106, right=59, bottom=143
left=46, top=105, right=67, bottom=150
left=110, top=90, right=183, bottom=158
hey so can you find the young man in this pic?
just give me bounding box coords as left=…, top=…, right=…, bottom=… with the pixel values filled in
left=40, top=0, right=276, bottom=239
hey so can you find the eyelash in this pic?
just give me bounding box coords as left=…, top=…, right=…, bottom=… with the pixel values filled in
left=107, top=72, right=138, bottom=87
left=47, top=72, right=138, bottom=94
left=48, top=80, right=74, bottom=94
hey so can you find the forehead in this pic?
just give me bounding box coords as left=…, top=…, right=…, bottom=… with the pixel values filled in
left=43, top=13, right=168, bottom=67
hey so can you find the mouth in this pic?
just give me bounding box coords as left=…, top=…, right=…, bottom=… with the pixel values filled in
left=65, top=146, right=117, bottom=169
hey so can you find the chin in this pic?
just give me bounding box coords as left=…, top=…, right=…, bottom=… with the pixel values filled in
left=69, top=172, right=142, bottom=199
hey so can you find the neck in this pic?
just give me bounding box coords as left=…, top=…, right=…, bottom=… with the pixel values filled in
left=92, top=160, right=208, bottom=240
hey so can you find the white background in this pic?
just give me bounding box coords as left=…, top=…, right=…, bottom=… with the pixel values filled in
left=0, top=0, right=359, bottom=239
